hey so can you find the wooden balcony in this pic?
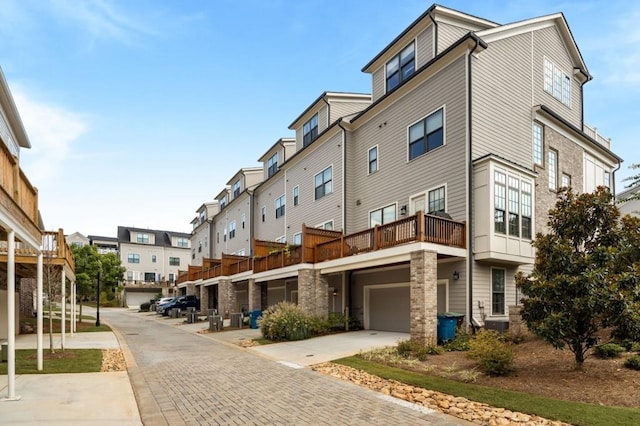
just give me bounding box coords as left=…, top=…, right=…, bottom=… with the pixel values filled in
left=314, top=211, right=465, bottom=262
left=0, top=229, right=75, bottom=279
left=177, top=212, right=466, bottom=281
left=0, top=142, right=41, bottom=244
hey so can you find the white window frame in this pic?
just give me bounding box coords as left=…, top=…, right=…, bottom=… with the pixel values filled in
left=385, top=41, right=415, bottom=93
left=241, top=212, right=246, bottom=229
left=303, top=113, right=319, bottom=147
left=314, top=165, right=333, bottom=200
left=544, top=57, right=572, bottom=108
left=407, top=106, right=446, bottom=162
left=293, top=232, right=302, bottom=245
left=561, top=173, right=571, bottom=188
left=427, top=185, right=447, bottom=214
left=267, top=152, right=278, bottom=177
left=127, top=253, right=140, bottom=264
left=275, top=195, right=285, bottom=219
left=368, top=145, right=378, bottom=174
left=532, top=122, right=543, bottom=166
left=293, top=185, right=299, bottom=206
left=275, top=235, right=286, bottom=243
left=261, top=206, right=266, bottom=223
left=229, top=221, right=236, bottom=239
left=136, top=233, right=149, bottom=244
left=233, top=180, right=241, bottom=198
left=491, top=267, right=506, bottom=316
left=316, top=220, right=334, bottom=230
left=368, top=203, right=397, bottom=227
left=548, top=149, right=558, bottom=191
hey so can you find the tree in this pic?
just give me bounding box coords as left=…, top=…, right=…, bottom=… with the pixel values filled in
left=622, top=163, right=640, bottom=197
left=43, top=252, right=62, bottom=353
left=71, top=244, right=101, bottom=322
left=516, top=187, right=640, bottom=369
left=99, top=252, right=126, bottom=304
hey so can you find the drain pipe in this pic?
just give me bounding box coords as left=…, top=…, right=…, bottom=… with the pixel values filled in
left=338, top=120, right=348, bottom=232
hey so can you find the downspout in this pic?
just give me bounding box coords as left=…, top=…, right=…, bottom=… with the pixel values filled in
left=248, top=189, right=254, bottom=256
left=467, top=38, right=481, bottom=328
left=322, top=96, right=331, bottom=129
left=428, top=11, right=438, bottom=57
left=338, top=121, right=348, bottom=233
left=612, top=161, right=622, bottom=200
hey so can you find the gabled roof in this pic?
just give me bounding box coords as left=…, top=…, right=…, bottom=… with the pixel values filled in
left=476, top=12, right=591, bottom=80
left=258, top=138, right=295, bottom=162
left=0, top=67, right=31, bottom=149
left=226, top=167, right=263, bottom=186
left=117, top=226, right=190, bottom=247
left=288, top=91, right=371, bottom=130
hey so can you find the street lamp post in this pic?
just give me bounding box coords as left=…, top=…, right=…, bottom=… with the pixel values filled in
left=96, top=270, right=101, bottom=327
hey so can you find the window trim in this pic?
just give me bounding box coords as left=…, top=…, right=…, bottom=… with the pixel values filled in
left=127, top=253, right=140, bottom=264
left=261, top=206, right=266, bottom=223
left=407, top=106, right=446, bottom=162
left=532, top=122, right=544, bottom=166
left=314, top=165, right=333, bottom=200
left=315, top=220, right=334, bottom=230
left=548, top=149, right=558, bottom=191
left=293, top=232, right=302, bottom=245
left=303, top=113, right=319, bottom=147
left=275, top=194, right=286, bottom=219
left=367, top=145, right=379, bottom=174
left=233, top=180, right=241, bottom=198
left=136, top=233, right=149, bottom=244
left=293, top=185, right=299, bottom=206
left=544, top=57, right=572, bottom=108
left=229, top=221, right=236, bottom=239
left=169, top=256, right=180, bottom=266
left=427, top=184, right=447, bottom=214
left=385, top=41, right=416, bottom=93
left=267, top=152, right=278, bottom=177
left=151, top=255, right=157, bottom=263
left=368, top=203, right=398, bottom=228
left=491, top=267, right=506, bottom=316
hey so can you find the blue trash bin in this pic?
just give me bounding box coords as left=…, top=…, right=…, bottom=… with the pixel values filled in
left=249, top=310, right=262, bottom=329
left=437, top=314, right=457, bottom=343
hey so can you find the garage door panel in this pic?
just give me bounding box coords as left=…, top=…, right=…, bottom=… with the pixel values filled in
left=126, top=292, right=154, bottom=308
left=369, top=286, right=409, bottom=332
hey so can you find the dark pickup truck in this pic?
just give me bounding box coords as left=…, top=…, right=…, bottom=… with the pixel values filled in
left=159, top=295, right=200, bottom=316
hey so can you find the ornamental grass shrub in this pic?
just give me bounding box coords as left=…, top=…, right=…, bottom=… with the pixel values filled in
left=260, top=301, right=315, bottom=341
left=594, top=343, right=625, bottom=359
left=624, top=354, right=640, bottom=370
left=468, top=329, right=514, bottom=376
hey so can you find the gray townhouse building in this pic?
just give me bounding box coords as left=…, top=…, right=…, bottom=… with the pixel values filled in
left=176, top=4, right=621, bottom=344
left=189, top=201, right=219, bottom=266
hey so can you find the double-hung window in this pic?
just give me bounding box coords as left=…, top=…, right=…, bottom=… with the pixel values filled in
left=267, top=153, right=278, bottom=177
left=521, top=181, right=532, bottom=239
left=127, top=253, right=140, bottom=264
left=495, top=170, right=533, bottom=239
left=494, top=171, right=507, bottom=234
left=386, top=42, right=415, bottom=92
left=261, top=206, right=266, bottom=222
left=369, top=204, right=396, bottom=227
left=229, top=221, right=236, bottom=239
left=492, top=268, right=506, bottom=316
left=177, top=238, right=189, bottom=248
left=315, top=166, right=332, bottom=200
left=532, top=123, right=543, bottom=166
left=368, top=146, right=378, bottom=174
left=544, top=58, right=571, bottom=107
left=428, top=186, right=445, bottom=214
left=233, top=180, right=241, bottom=198
left=137, top=233, right=149, bottom=244
left=169, top=257, right=180, bottom=266
left=151, top=255, right=157, bottom=263
left=303, top=114, right=318, bottom=147
left=408, top=108, right=444, bottom=160
left=293, top=232, right=302, bottom=245
left=508, top=177, right=520, bottom=237
left=293, top=186, right=299, bottom=206
left=275, top=195, right=285, bottom=219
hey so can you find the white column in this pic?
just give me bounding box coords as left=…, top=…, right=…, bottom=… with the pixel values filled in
left=71, top=280, right=76, bottom=334
left=37, top=252, right=43, bottom=371
left=4, top=229, right=20, bottom=400
left=61, top=268, right=66, bottom=350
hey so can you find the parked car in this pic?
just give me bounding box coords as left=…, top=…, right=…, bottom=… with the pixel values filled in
left=159, top=295, right=200, bottom=316
left=156, top=297, right=176, bottom=314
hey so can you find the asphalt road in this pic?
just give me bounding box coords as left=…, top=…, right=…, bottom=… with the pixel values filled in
left=102, top=309, right=464, bottom=425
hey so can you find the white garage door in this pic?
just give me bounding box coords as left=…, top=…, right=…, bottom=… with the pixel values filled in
left=126, top=292, right=154, bottom=308
left=367, top=285, right=410, bottom=332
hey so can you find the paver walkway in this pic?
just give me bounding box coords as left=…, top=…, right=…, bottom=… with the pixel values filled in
left=102, top=309, right=466, bottom=425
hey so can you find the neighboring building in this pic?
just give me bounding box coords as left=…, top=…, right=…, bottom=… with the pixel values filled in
left=190, top=201, right=219, bottom=266
left=89, top=235, right=119, bottom=255
left=617, top=185, right=640, bottom=217
left=66, top=232, right=89, bottom=248
left=177, top=4, right=621, bottom=344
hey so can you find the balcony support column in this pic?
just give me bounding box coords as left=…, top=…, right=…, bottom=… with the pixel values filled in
left=248, top=279, right=261, bottom=311
left=298, top=269, right=328, bottom=319
left=410, top=249, right=438, bottom=345
left=186, top=283, right=196, bottom=296
left=217, top=279, right=236, bottom=318
left=198, top=284, right=208, bottom=315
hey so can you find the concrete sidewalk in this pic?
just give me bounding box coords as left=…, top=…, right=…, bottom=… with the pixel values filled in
left=0, top=329, right=142, bottom=425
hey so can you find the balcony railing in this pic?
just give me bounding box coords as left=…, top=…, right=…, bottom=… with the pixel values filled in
left=0, top=228, right=75, bottom=272
left=177, top=211, right=466, bottom=281
left=583, top=123, right=611, bottom=149
left=0, top=141, right=40, bottom=242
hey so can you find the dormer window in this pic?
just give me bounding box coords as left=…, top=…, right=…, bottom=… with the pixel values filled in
left=386, top=42, right=415, bottom=92
left=303, top=114, right=318, bottom=147
left=219, top=195, right=227, bottom=210
left=233, top=180, right=241, bottom=198
left=267, top=152, right=278, bottom=177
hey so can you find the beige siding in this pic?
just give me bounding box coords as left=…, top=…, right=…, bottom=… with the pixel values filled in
left=472, top=32, right=533, bottom=165
left=372, top=67, right=385, bottom=102
left=348, top=55, right=468, bottom=232
left=244, top=169, right=263, bottom=189
left=329, top=100, right=370, bottom=123
left=285, top=131, right=343, bottom=241
left=253, top=175, right=286, bottom=242
left=437, top=22, right=469, bottom=54
left=416, top=25, right=434, bottom=67
left=318, top=104, right=329, bottom=133
left=283, top=141, right=296, bottom=161
left=532, top=26, right=581, bottom=127
left=190, top=224, right=211, bottom=266
left=471, top=262, right=518, bottom=322
left=213, top=192, right=251, bottom=256
left=437, top=260, right=467, bottom=314
left=295, top=127, right=303, bottom=151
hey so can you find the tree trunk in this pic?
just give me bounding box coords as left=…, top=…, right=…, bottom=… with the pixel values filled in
left=572, top=341, right=585, bottom=370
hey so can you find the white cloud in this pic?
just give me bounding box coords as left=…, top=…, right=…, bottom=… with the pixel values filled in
left=12, top=86, right=89, bottom=184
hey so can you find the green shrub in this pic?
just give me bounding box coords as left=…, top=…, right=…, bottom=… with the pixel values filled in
left=326, top=312, right=348, bottom=331
left=468, top=330, right=514, bottom=376
left=139, top=302, right=150, bottom=312
left=594, top=343, right=625, bottom=359
left=396, top=339, right=443, bottom=361
left=259, top=302, right=315, bottom=341
left=444, top=330, right=471, bottom=352
left=624, top=354, right=640, bottom=370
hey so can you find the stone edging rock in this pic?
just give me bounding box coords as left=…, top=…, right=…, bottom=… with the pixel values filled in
left=311, top=363, right=571, bottom=426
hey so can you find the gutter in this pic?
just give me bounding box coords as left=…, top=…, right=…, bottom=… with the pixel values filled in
left=322, top=96, right=331, bottom=129
left=467, top=37, right=482, bottom=329
left=427, top=10, right=438, bottom=57
left=248, top=189, right=254, bottom=256
left=338, top=120, right=348, bottom=233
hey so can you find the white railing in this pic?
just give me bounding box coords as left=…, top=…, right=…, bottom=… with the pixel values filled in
left=583, top=123, right=611, bottom=149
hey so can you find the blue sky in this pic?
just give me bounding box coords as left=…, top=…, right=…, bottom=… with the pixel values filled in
left=2, top=0, right=637, bottom=237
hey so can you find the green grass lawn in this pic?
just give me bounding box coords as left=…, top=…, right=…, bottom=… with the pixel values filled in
left=21, top=317, right=111, bottom=333
left=0, top=349, right=103, bottom=374
left=336, top=357, right=640, bottom=426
